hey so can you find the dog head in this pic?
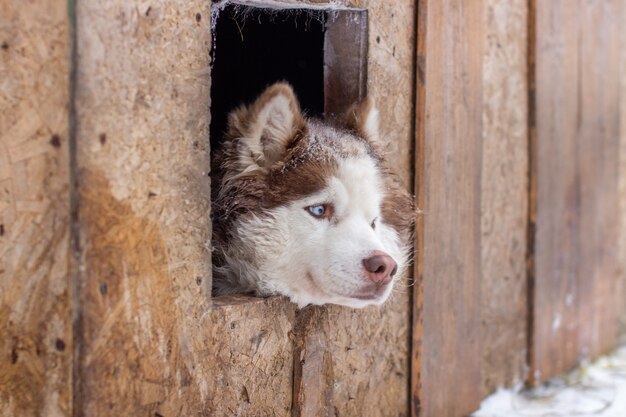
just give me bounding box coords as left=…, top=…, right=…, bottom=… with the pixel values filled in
left=212, top=83, right=414, bottom=308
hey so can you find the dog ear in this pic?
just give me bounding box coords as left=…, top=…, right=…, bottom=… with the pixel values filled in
left=343, top=97, right=381, bottom=146
left=228, top=83, right=304, bottom=173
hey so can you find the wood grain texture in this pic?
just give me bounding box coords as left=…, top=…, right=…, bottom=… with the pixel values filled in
left=531, top=0, right=623, bottom=384
left=0, top=1, right=72, bottom=416
left=621, top=6, right=626, bottom=339
left=619, top=0, right=626, bottom=340
left=291, top=1, right=417, bottom=416
left=324, top=9, right=368, bottom=118
left=480, top=0, right=529, bottom=395
left=73, top=2, right=296, bottom=416
left=412, top=1, right=484, bottom=416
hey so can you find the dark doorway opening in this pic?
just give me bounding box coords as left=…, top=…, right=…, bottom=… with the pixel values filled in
left=210, top=4, right=326, bottom=151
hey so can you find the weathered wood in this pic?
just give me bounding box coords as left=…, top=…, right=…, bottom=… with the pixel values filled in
left=576, top=0, right=622, bottom=363
left=412, top=1, right=484, bottom=416
left=0, top=1, right=72, bottom=416
left=292, top=307, right=334, bottom=417
left=292, top=1, right=417, bottom=417
left=323, top=9, right=368, bottom=117
left=620, top=0, right=626, bottom=339
left=206, top=296, right=296, bottom=417
left=480, top=0, right=529, bottom=395
left=531, top=0, right=623, bottom=384
left=73, top=2, right=296, bottom=416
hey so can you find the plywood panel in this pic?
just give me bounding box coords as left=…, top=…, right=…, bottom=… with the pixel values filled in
left=531, top=0, right=623, bottom=384
left=73, top=2, right=296, bottom=416
left=412, top=1, right=484, bottom=416
left=291, top=1, right=417, bottom=416
left=480, top=0, right=529, bottom=394
left=0, top=1, right=72, bottom=416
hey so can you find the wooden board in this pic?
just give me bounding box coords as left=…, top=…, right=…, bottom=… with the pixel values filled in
left=72, top=2, right=297, bottom=416
left=480, top=0, right=529, bottom=395
left=291, top=1, right=417, bottom=416
left=619, top=0, right=626, bottom=340
left=530, top=0, right=623, bottom=384
left=0, top=1, right=72, bottom=416
left=412, top=1, right=484, bottom=416
left=323, top=9, right=368, bottom=117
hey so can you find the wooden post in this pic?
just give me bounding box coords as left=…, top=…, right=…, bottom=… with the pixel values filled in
left=480, top=0, right=529, bottom=394
left=412, top=1, right=484, bottom=416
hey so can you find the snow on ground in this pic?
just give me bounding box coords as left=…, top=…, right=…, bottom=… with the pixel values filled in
left=473, top=346, right=626, bottom=417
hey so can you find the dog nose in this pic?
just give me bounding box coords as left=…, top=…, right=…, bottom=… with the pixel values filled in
left=362, top=252, right=398, bottom=285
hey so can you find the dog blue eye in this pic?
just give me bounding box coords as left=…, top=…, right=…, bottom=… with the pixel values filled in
left=308, top=205, right=325, bottom=217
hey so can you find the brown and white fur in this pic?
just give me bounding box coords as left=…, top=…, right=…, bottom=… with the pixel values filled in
left=212, top=83, right=414, bottom=308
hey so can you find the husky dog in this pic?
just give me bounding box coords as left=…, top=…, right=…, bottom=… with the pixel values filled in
left=212, top=83, right=414, bottom=308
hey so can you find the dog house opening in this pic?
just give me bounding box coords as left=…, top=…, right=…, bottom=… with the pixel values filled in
left=209, top=1, right=368, bottom=300
left=210, top=3, right=326, bottom=147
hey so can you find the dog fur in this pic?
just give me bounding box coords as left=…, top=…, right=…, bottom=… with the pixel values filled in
left=212, top=83, right=414, bottom=308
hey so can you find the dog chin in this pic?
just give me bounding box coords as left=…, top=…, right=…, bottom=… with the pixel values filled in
left=333, top=292, right=391, bottom=309
left=290, top=288, right=392, bottom=309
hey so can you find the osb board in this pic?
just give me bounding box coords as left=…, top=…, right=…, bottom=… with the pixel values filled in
left=291, top=1, right=416, bottom=416
left=480, top=0, right=529, bottom=395
left=531, top=0, right=623, bottom=384
left=0, top=1, right=71, bottom=416
left=412, top=0, right=484, bottom=416
left=73, top=2, right=296, bottom=415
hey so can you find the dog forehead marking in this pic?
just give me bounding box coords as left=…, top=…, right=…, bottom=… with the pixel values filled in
left=332, top=156, right=382, bottom=220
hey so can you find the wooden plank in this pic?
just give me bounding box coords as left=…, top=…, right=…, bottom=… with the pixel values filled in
left=530, top=0, right=580, bottom=385
left=205, top=297, right=296, bottom=417
left=412, top=1, right=484, bottom=416
left=531, top=0, right=623, bottom=384
left=292, top=1, right=417, bottom=416
left=0, top=1, right=72, bottom=416
left=576, top=0, right=622, bottom=362
left=620, top=0, right=626, bottom=339
left=480, top=0, right=529, bottom=394
left=73, top=2, right=296, bottom=416
left=323, top=9, right=368, bottom=117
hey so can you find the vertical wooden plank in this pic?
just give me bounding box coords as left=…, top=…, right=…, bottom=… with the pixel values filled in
left=0, top=1, right=72, bottom=416
left=531, top=0, right=623, bottom=384
left=531, top=0, right=581, bottom=384
left=576, top=0, right=622, bottom=362
left=206, top=297, right=296, bottom=417
left=74, top=2, right=212, bottom=414
left=293, top=1, right=417, bottom=416
left=73, top=2, right=296, bottom=416
left=323, top=9, right=368, bottom=117
left=620, top=0, right=626, bottom=339
left=413, top=1, right=484, bottom=416
left=480, top=0, right=529, bottom=394
left=411, top=1, right=427, bottom=414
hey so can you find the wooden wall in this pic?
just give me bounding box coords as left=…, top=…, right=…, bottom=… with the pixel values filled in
left=2, top=0, right=626, bottom=416
left=0, top=1, right=72, bottom=415
left=530, top=0, right=624, bottom=384
left=620, top=0, right=626, bottom=339
left=72, top=2, right=302, bottom=416
left=480, top=0, right=529, bottom=394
